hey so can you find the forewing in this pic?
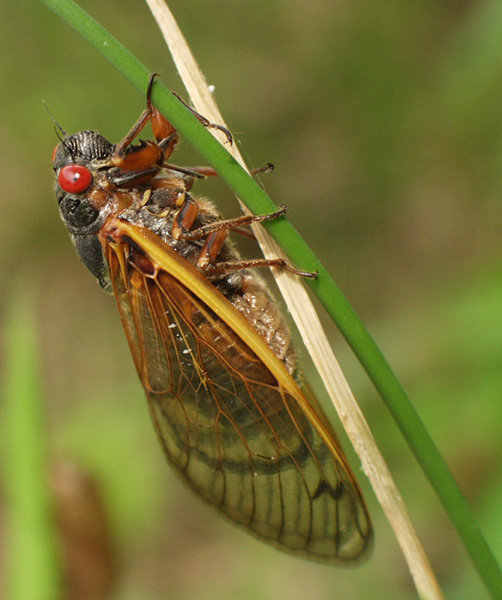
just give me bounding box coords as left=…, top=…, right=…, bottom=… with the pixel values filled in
left=104, top=221, right=372, bottom=564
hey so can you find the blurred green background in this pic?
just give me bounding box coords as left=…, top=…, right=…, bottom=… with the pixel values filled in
left=1, top=1, right=502, bottom=598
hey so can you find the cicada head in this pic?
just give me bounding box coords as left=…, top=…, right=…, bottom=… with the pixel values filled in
left=52, top=131, right=115, bottom=290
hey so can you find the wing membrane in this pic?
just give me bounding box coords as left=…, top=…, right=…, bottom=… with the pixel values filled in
left=104, top=220, right=372, bottom=563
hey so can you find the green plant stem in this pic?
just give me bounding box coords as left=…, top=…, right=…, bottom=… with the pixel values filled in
left=4, top=290, right=61, bottom=600
left=38, top=0, right=502, bottom=596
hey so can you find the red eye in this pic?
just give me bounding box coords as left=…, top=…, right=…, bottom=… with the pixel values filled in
left=51, top=144, right=59, bottom=162
left=58, top=164, right=93, bottom=194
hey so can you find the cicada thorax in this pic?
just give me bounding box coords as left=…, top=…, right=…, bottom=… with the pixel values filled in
left=52, top=75, right=372, bottom=564
left=118, top=185, right=298, bottom=379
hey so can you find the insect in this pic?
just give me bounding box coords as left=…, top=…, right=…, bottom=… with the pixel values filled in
left=52, top=75, right=372, bottom=564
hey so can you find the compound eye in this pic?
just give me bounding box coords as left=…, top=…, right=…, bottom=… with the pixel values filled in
left=58, top=164, right=93, bottom=194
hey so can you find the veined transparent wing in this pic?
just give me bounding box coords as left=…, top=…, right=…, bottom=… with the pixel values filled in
left=103, top=217, right=372, bottom=564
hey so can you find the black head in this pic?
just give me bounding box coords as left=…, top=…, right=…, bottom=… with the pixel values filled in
left=53, top=131, right=114, bottom=234
left=52, top=131, right=114, bottom=289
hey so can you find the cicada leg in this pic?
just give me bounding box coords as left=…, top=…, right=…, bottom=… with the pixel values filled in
left=111, top=74, right=178, bottom=173
left=168, top=162, right=275, bottom=179
left=202, top=255, right=318, bottom=278
left=171, top=91, right=233, bottom=145
left=172, top=198, right=316, bottom=278
left=173, top=203, right=287, bottom=241
left=110, top=74, right=236, bottom=181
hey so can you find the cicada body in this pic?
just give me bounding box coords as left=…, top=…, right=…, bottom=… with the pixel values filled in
left=52, top=77, right=372, bottom=564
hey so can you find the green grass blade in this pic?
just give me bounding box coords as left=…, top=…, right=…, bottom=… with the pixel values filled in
left=4, top=291, right=62, bottom=600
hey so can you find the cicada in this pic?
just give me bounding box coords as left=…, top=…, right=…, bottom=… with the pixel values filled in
left=52, top=75, right=372, bottom=564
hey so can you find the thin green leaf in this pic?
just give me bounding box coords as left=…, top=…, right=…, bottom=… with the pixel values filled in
left=4, top=290, right=61, bottom=600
